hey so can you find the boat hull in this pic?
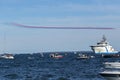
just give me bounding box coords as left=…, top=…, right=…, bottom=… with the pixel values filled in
left=102, top=77, right=120, bottom=80
left=100, top=71, right=120, bottom=80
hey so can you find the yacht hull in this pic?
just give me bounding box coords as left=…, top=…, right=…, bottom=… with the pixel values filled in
left=102, top=77, right=120, bottom=80
left=100, top=72, right=120, bottom=80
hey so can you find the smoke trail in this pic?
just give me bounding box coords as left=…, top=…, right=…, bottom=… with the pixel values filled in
left=10, top=23, right=115, bottom=30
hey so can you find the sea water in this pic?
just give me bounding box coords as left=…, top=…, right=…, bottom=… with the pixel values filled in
left=0, top=51, right=118, bottom=80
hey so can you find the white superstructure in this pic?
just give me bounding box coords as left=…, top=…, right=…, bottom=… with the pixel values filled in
left=90, top=35, right=118, bottom=54
left=104, top=62, right=120, bottom=69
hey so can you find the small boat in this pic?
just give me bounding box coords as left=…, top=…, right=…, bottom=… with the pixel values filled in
left=50, top=53, right=63, bottom=59
left=99, top=71, right=120, bottom=80
left=0, top=54, right=14, bottom=59
left=104, top=62, right=120, bottom=69
left=90, top=35, right=118, bottom=54
left=76, top=54, right=90, bottom=59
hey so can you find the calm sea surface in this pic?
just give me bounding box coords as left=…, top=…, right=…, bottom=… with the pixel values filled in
left=0, top=51, right=119, bottom=80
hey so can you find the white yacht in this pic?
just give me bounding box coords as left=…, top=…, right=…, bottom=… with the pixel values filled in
left=90, top=35, right=118, bottom=54
left=100, top=71, right=120, bottom=80
left=100, top=62, right=120, bottom=80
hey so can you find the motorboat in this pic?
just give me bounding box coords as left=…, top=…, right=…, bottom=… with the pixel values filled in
left=0, top=54, right=14, bottom=59
left=90, top=35, right=118, bottom=54
left=100, top=62, right=120, bottom=80
left=50, top=53, right=63, bottom=59
left=99, top=71, right=120, bottom=80
left=76, top=53, right=95, bottom=60
left=76, top=54, right=90, bottom=59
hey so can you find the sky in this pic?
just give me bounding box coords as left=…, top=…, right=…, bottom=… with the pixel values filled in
left=0, top=0, right=120, bottom=53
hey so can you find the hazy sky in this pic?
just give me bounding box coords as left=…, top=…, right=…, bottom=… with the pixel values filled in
left=0, top=0, right=120, bottom=53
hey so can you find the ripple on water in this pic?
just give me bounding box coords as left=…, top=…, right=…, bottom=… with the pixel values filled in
left=4, top=73, right=20, bottom=79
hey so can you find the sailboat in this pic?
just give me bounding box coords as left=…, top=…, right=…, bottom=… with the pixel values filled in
left=0, top=33, right=14, bottom=59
